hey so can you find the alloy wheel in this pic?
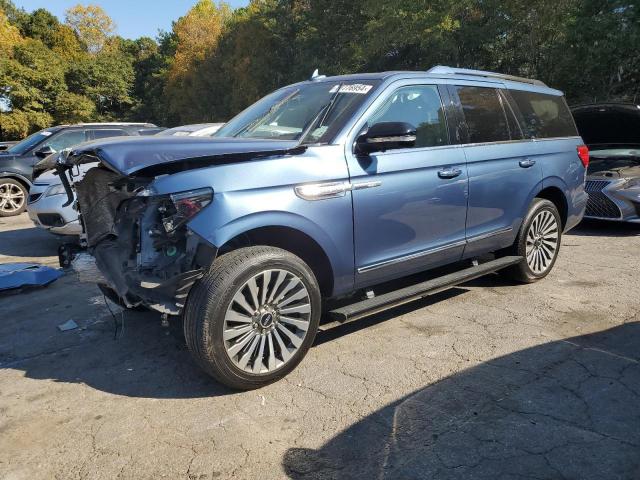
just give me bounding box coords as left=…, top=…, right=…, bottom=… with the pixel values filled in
left=223, top=268, right=312, bottom=374
left=0, top=182, right=25, bottom=214
left=525, top=210, right=559, bottom=275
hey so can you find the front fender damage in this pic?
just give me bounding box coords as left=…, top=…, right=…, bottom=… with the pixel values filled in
left=67, top=163, right=216, bottom=315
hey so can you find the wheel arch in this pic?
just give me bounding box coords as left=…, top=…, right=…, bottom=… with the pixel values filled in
left=535, top=186, right=569, bottom=229
left=0, top=172, right=32, bottom=189
left=216, top=225, right=336, bottom=298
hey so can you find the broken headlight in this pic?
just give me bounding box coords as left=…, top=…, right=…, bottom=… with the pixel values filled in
left=160, top=187, right=213, bottom=233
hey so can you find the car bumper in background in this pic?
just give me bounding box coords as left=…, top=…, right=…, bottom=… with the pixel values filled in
left=27, top=187, right=82, bottom=236
left=584, top=178, right=640, bottom=223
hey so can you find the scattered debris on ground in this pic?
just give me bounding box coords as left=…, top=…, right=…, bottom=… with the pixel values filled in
left=0, top=262, right=63, bottom=291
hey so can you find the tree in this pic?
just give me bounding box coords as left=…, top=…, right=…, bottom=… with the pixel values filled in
left=20, top=8, right=59, bottom=47
left=65, top=4, right=115, bottom=54
left=0, top=8, right=22, bottom=57
left=164, top=0, right=230, bottom=123
left=0, top=39, right=64, bottom=138
left=65, top=48, right=135, bottom=119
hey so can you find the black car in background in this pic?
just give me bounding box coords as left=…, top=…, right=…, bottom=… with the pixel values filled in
left=0, top=141, right=17, bottom=151
left=572, top=103, right=640, bottom=223
left=0, top=123, right=156, bottom=217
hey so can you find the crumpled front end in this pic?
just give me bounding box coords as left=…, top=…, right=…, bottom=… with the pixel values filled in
left=67, top=162, right=216, bottom=315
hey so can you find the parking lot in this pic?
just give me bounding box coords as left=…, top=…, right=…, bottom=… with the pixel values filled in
left=1, top=212, right=639, bottom=479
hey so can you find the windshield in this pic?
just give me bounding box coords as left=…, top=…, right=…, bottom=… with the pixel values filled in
left=6, top=129, right=56, bottom=155
left=215, top=80, right=380, bottom=144
left=588, top=148, right=640, bottom=174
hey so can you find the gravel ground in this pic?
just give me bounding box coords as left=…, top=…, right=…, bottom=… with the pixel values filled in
left=1, top=213, right=639, bottom=479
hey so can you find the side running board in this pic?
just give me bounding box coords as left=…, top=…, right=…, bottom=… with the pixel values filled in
left=322, top=256, right=522, bottom=330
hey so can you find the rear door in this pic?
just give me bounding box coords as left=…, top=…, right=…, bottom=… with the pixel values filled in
left=449, top=84, right=542, bottom=257
left=346, top=82, right=468, bottom=287
left=507, top=89, right=584, bottom=229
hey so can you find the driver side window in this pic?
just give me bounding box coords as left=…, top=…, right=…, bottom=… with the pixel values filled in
left=40, top=130, right=88, bottom=151
left=368, top=85, right=448, bottom=148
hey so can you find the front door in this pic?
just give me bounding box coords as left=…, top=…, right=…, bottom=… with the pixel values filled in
left=347, top=84, right=468, bottom=287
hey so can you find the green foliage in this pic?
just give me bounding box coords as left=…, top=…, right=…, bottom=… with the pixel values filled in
left=0, top=0, right=638, bottom=140
left=66, top=47, right=135, bottom=119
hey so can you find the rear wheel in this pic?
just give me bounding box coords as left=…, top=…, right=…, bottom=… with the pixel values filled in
left=0, top=178, right=27, bottom=217
left=502, top=198, right=562, bottom=283
left=183, top=246, right=321, bottom=390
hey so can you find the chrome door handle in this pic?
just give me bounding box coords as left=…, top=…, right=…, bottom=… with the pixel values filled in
left=519, top=159, right=536, bottom=168
left=438, top=168, right=462, bottom=179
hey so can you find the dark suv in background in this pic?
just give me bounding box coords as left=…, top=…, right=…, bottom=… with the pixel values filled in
left=0, top=123, right=156, bottom=217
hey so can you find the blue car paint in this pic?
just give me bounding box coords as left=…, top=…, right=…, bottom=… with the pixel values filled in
left=71, top=70, right=587, bottom=300
left=84, top=136, right=302, bottom=176
left=160, top=73, right=584, bottom=297
left=535, top=137, right=589, bottom=231
left=461, top=141, right=543, bottom=259
left=157, top=145, right=356, bottom=295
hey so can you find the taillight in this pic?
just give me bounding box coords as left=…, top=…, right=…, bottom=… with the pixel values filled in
left=161, top=188, right=213, bottom=233
left=577, top=145, right=589, bottom=168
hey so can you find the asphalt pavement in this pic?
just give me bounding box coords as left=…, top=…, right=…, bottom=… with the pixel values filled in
left=1, top=213, right=639, bottom=479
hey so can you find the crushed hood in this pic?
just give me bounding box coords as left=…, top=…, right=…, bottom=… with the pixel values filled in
left=572, top=103, right=640, bottom=147
left=66, top=136, right=305, bottom=177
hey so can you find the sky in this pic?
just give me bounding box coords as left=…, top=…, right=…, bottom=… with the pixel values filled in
left=14, top=0, right=250, bottom=39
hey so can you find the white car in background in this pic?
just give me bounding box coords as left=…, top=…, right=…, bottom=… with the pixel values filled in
left=27, top=123, right=225, bottom=237
left=27, top=169, right=83, bottom=236
left=156, top=123, right=225, bottom=137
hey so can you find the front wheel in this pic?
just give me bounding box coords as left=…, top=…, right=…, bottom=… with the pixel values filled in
left=183, top=246, right=321, bottom=390
left=503, top=198, right=562, bottom=283
left=0, top=178, right=27, bottom=217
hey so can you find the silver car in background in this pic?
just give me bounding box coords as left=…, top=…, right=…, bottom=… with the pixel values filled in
left=572, top=103, right=640, bottom=223
left=156, top=123, right=224, bottom=137
left=27, top=169, right=83, bottom=235
left=27, top=123, right=161, bottom=236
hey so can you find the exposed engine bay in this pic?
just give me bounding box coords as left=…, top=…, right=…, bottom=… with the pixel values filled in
left=66, top=161, right=216, bottom=315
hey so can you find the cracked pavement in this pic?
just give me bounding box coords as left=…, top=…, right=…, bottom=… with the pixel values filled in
left=1, top=213, right=639, bottom=479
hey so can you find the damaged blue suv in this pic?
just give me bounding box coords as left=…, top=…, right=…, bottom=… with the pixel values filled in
left=59, top=66, right=588, bottom=389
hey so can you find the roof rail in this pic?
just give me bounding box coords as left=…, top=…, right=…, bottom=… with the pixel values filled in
left=427, top=65, right=547, bottom=87
left=73, top=122, right=156, bottom=127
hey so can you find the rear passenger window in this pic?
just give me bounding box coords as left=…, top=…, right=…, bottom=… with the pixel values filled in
left=508, top=90, right=577, bottom=138
left=90, top=129, right=128, bottom=140
left=368, top=85, right=448, bottom=148
left=455, top=86, right=518, bottom=143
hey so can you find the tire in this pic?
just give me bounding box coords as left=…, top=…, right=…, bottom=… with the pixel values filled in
left=502, top=198, right=562, bottom=283
left=0, top=178, right=27, bottom=217
left=183, top=246, right=321, bottom=390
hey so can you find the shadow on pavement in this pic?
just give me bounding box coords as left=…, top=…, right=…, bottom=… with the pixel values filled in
left=3, top=284, right=468, bottom=399
left=568, top=219, right=640, bottom=237
left=2, top=307, right=235, bottom=398
left=0, top=225, right=65, bottom=258
left=283, top=323, right=640, bottom=479
left=0, top=273, right=234, bottom=399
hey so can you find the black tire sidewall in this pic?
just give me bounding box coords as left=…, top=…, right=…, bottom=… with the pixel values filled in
left=515, top=199, right=562, bottom=281
left=186, top=247, right=321, bottom=389
left=0, top=179, right=27, bottom=217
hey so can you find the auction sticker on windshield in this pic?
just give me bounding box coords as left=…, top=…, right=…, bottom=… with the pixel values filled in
left=329, top=84, right=373, bottom=94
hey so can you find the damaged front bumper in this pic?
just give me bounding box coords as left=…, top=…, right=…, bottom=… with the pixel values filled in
left=59, top=161, right=216, bottom=316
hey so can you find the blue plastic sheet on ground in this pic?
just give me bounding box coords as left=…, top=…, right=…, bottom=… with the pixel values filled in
left=0, top=263, right=63, bottom=291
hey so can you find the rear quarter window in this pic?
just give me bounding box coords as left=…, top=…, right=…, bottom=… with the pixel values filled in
left=509, top=90, right=577, bottom=139
left=90, top=129, right=129, bottom=140
left=455, top=86, right=520, bottom=143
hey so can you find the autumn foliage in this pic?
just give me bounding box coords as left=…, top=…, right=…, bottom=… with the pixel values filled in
left=1, top=0, right=638, bottom=140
